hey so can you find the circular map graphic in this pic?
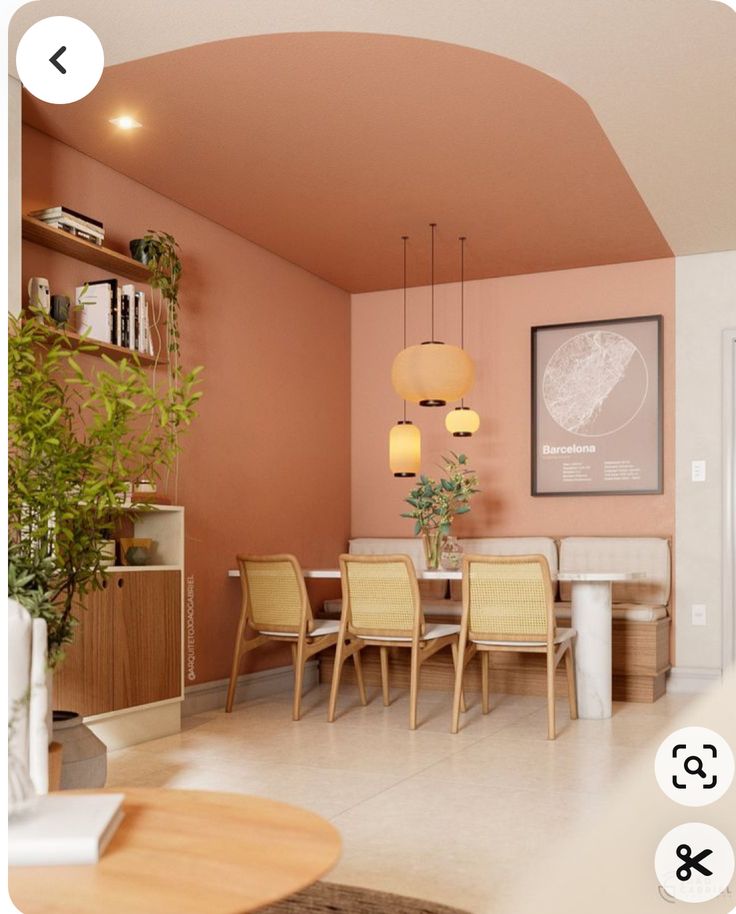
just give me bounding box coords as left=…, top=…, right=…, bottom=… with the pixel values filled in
left=542, top=330, right=649, bottom=437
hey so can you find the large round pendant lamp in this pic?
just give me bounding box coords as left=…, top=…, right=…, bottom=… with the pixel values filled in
left=389, top=236, right=421, bottom=477
left=390, top=420, right=421, bottom=477
left=445, top=235, right=481, bottom=437
left=391, top=223, right=474, bottom=407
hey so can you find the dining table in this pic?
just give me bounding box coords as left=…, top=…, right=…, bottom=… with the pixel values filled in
left=228, top=565, right=643, bottom=719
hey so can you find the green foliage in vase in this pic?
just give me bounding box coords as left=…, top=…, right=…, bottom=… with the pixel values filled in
left=8, top=305, right=202, bottom=668
left=400, top=452, right=480, bottom=537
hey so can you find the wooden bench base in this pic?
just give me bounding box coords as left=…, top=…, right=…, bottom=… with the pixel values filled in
left=319, top=617, right=671, bottom=704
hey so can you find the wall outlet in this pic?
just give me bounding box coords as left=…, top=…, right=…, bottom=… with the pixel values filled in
left=692, top=603, right=707, bottom=626
left=691, top=460, right=707, bottom=482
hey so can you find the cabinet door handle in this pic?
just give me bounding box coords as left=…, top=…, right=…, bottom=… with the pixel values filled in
left=117, top=577, right=125, bottom=588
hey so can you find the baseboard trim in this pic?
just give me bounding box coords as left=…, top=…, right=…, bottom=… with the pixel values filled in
left=182, top=661, right=318, bottom=717
left=666, top=666, right=722, bottom=694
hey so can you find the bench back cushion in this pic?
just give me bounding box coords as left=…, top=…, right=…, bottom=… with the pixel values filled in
left=349, top=538, right=446, bottom=598
left=558, top=536, right=670, bottom=605
left=450, top=536, right=558, bottom=601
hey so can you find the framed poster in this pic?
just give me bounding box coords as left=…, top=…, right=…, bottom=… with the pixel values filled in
left=531, top=315, right=662, bottom=496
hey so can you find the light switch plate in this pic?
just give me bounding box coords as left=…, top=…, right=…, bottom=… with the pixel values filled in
left=692, top=604, right=707, bottom=626
left=691, top=460, right=706, bottom=482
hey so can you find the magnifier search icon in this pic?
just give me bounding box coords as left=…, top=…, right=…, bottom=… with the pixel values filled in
left=684, top=756, right=707, bottom=778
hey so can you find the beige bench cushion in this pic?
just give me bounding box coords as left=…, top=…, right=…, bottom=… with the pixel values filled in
left=558, top=536, right=670, bottom=605
left=449, top=536, right=559, bottom=600
left=554, top=601, right=668, bottom=623
left=349, top=537, right=446, bottom=599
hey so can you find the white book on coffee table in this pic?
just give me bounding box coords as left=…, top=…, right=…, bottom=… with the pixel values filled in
left=9, top=793, right=124, bottom=866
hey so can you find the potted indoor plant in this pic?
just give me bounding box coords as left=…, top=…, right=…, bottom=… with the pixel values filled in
left=401, top=453, right=479, bottom=569
left=8, top=302, right=202, bottom=785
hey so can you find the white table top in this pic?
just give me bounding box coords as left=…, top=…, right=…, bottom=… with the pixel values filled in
left=228, top=568, right=644, bottom=581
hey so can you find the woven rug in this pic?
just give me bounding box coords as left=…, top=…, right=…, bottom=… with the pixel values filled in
left=258, top=881, right=470, bottom=914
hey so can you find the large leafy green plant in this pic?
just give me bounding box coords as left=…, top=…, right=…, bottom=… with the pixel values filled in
left=401, top=453, right=479, bottom=566
left=8, top=306, right=202, bottom=667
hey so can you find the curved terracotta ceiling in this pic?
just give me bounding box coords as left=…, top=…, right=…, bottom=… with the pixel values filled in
left=22, top=32, right=672, bottom=292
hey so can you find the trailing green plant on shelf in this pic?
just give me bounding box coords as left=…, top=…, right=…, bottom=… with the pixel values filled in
left=8, top=305, right=202, bottom=668
left=130, top=230, right=182, bottom=377
left=400, top=452, right=480, bottom=569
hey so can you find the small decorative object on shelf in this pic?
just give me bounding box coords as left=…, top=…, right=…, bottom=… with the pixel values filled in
left=134, top=477, right=155, bottom=496
left=440, top=535, right=464, bottom=571
left=400, top=452, right=479, bottom=569
left=49, top=294, right=70, bottom=327
left=128, top=238, right=149, bottom=264
left=27, top=277, right=50, bottom=314
left=119, top=537, right=153, bottom=566
left=100, top=539, right=116, bottom=568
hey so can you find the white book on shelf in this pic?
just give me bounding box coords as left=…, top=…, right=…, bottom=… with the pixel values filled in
left=9, top=792, right=124, bottom=866
left=76, top=284, right=111, bottom=343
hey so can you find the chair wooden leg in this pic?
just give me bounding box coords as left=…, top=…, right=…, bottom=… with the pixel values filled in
left=379, top=647, right=391, bottom=706
left=225, top=610, right=248, bottom=713
left=292, top=639, right=306, bottom=722
left=451, top=636, right=468, bottom=734
left=353, top=649, right=368, bottom=706
left=409, top=647, right=421, bottom=730
left=450, top=643, right=467, bottom=713
left=546, top=648, right=556, bottom=740
left=481, top=651, right=490, bottom=715
left=565, top=642, right=578, bottom=720
left=327, top=638, right=347, bottom=723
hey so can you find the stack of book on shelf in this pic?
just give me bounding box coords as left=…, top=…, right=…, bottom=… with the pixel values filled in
left=76, top=279, right=154, bottom=355
left=29, top=206, right=105, bottom=246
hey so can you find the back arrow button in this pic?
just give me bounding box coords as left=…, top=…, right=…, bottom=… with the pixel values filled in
left=49, top=46, right=67, bottom=74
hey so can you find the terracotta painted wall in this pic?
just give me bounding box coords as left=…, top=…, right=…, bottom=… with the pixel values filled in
left=21, top=126, right=350, bottom=685
left=351, top=258, right=675, bottom=544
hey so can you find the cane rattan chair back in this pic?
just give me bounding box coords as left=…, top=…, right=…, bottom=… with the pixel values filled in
left=464, top=554, right=555, bottom=643
left=339, top=554, right=423, bottom=639
left=237, top=554, right=313, bottom=634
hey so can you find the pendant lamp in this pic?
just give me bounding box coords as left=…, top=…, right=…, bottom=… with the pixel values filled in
left=389, top=236, right=421, bottom=477
left=392, top=224, right=474, bottom=407
left=446, top=236, right=481, bottom=437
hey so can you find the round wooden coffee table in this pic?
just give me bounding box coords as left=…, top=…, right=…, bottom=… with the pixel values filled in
left=9, top=788, right=341, bottom=914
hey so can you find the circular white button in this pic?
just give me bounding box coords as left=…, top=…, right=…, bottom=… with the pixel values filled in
left=655, top=726, right=735, bottom=807
left=655, top=823, right=734, bottom=904
left=15, top=16, right=104, bottom=105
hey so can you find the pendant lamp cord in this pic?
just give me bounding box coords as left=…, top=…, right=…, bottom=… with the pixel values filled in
left=459, top=234, right=466, bottom=408
left=402, top=234, right=408, bottom=422
left=430, top=223, right=436, bottom=342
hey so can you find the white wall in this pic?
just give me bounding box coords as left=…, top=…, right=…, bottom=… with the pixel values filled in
left=8, top=75, right=21, bottom=315
left=675, top=250, right=736, bottom=674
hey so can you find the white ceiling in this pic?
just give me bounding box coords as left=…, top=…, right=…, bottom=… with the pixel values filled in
left=10, top=0, right=736, bottom=258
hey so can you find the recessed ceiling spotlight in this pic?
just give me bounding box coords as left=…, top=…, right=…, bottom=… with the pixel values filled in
left=109, top=115, right=142, bottom=130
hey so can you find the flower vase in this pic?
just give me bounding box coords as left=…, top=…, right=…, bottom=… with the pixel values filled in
left=440, top=535, right=464, bottom=571
left=422, top=530, right=442, bottom=570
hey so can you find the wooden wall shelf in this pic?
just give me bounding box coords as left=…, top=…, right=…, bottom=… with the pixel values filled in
left=41, top=325, right=165, bottom=366
left=22, top=215, right=151, bottom=283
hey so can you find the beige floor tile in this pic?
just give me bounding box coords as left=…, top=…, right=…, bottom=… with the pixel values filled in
left=104, top=683, right=691, bottom=914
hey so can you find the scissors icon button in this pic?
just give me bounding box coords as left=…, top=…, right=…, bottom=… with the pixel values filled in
left=676, top=844, right=713, bottom=882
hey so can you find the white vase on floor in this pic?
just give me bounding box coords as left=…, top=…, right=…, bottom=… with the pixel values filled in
left=52, top=711, right=107, bottom=789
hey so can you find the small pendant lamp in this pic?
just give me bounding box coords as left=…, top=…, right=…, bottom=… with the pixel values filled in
left=389, top=236, right=421, bottom=477
left=446, top=235, right=480, bottom=437
left=392, top=223, right=474, bottom=407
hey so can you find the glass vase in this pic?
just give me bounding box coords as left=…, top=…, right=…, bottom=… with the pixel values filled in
left=422, top=530, right=442, bottom=570
left=440, top=535, right=464, bottom=571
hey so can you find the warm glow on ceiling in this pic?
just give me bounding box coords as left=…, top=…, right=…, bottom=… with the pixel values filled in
left=109, top=115, right=142, bottom=130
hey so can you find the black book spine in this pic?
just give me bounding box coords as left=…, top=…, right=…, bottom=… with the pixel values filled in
left=121, top=294, right=130, bottom=348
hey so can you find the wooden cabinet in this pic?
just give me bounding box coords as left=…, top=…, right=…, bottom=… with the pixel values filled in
left=54, top=569, right=181, bottom=717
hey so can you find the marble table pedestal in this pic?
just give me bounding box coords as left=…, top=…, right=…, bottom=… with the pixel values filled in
left=570, top=580, right=613, bottom=719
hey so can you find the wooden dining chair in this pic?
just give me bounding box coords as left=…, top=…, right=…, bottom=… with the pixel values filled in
left=328, top=554, right=463, bottom=730
left=451, top=554, right=578, bottom=739
left=226, top=554, right=367, bottom=720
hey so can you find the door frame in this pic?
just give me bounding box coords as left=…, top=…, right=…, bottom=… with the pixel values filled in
left=723, top=329, right=736, bottom=671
